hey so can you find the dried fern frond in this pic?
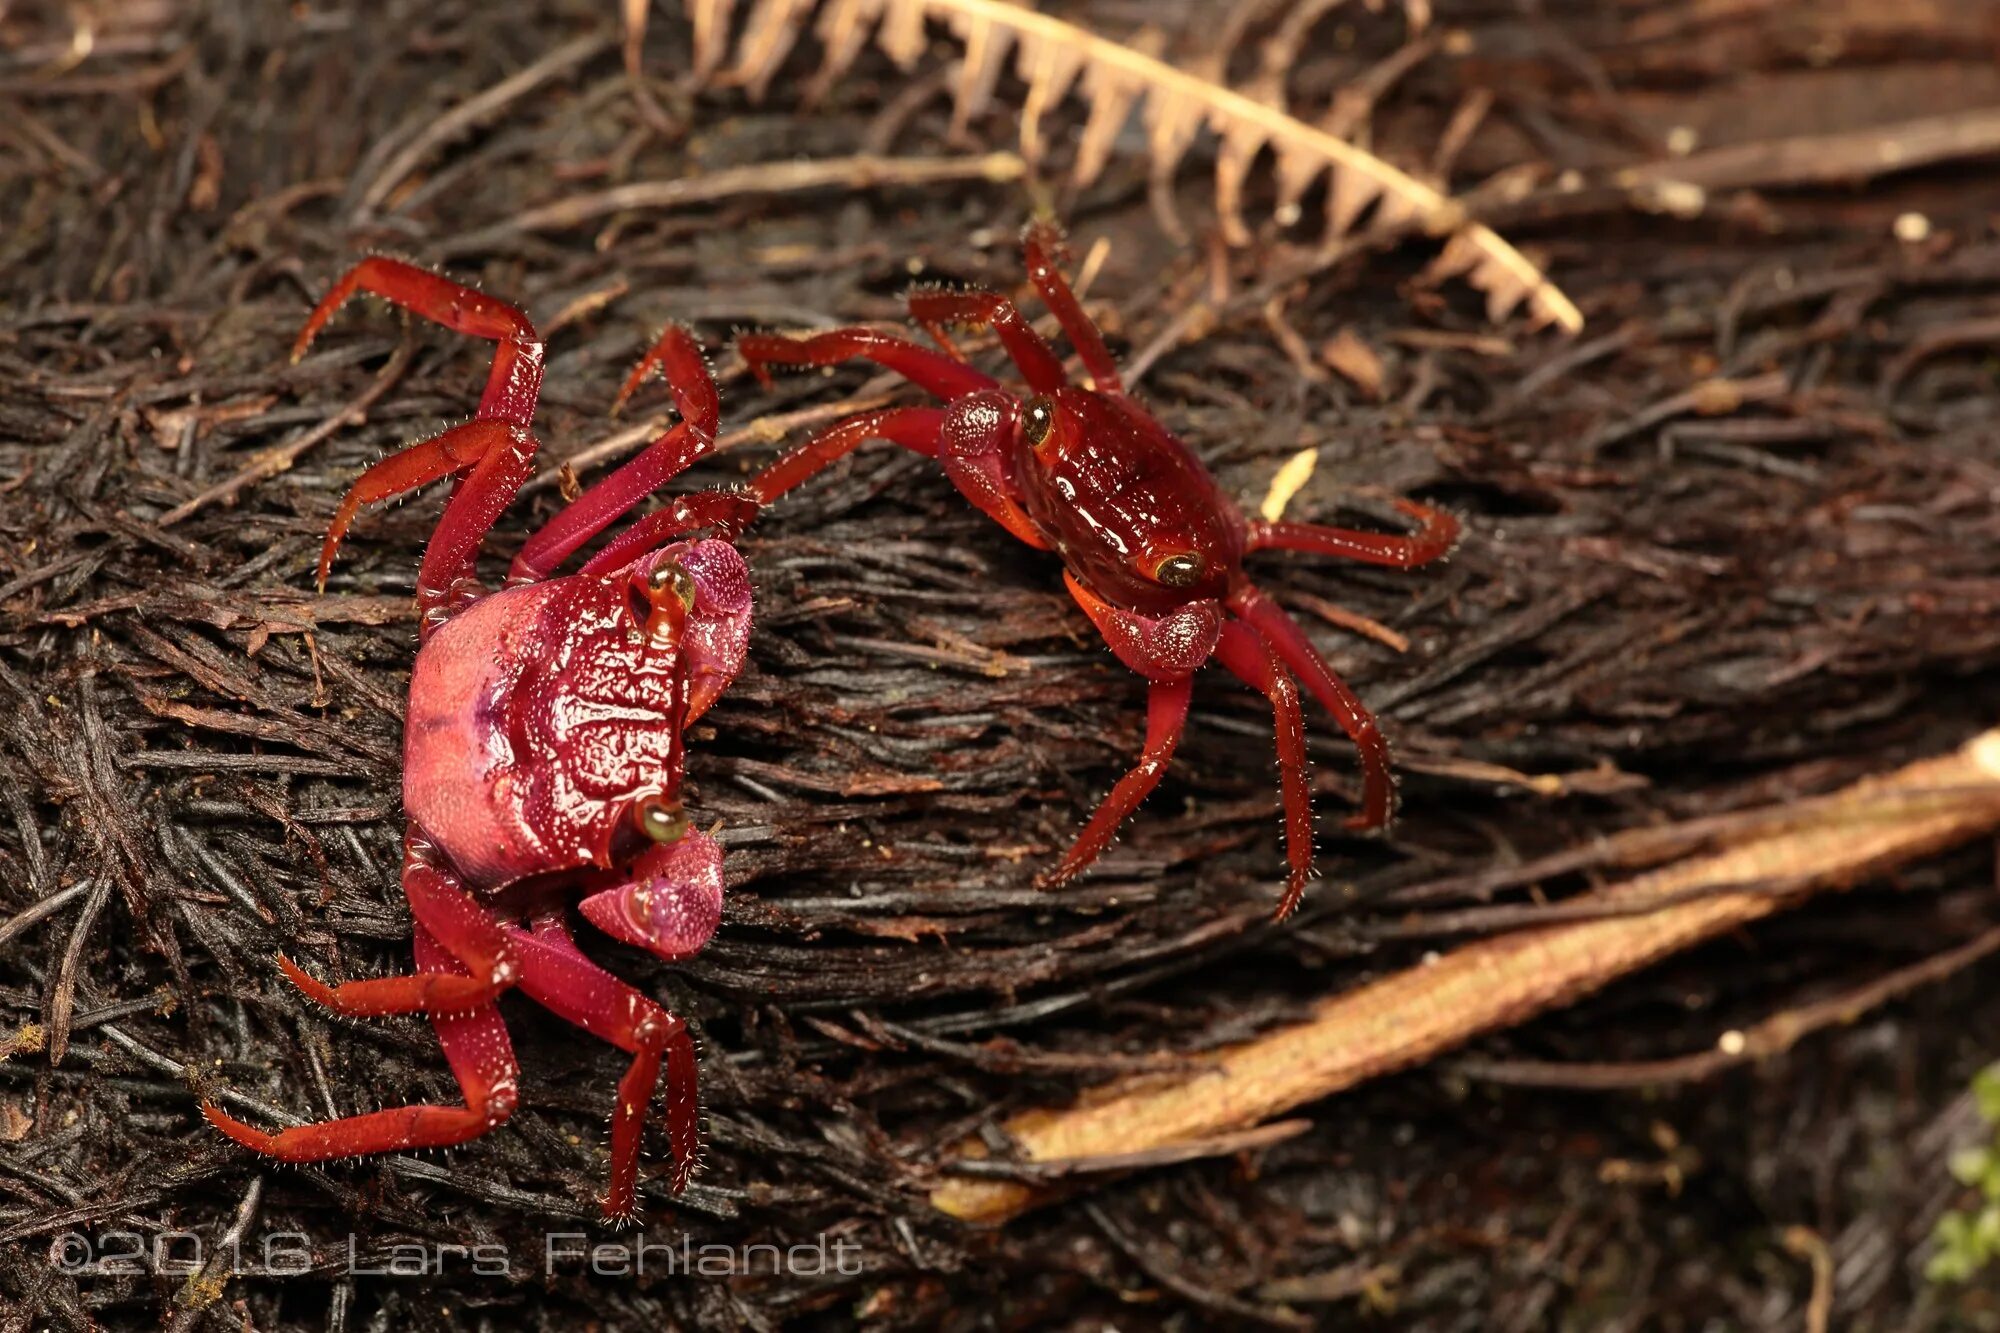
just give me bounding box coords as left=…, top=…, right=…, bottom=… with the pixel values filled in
left=672, top=0, right=1581, bottom=332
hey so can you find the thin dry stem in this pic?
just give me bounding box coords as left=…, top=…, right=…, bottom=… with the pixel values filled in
left=931, top=728, right=2000, bottom=1224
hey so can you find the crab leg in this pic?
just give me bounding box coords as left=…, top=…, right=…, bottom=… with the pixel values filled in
left=741, top=407, right=946, bottom=508
left=316, top=419, right=536, bottom=601
left=297, top=259, right=546, bottom=621
left=274, top=849, right=519, bottom=1017
left=906, top=287, right=1069, bottom=394
left=292, top=257, right=544, bottom=427
left=512, top=325, right=724, bottom=580
left=1039, top=674, right=1195, bottom=890
left=738, top=328, right=995, bottom=399
left=1245, top=499, right=1460, bottom=568
left=506, top=918, right=701, bottom=1220
left=577, top=491, right=762, bottom=578
left=200, top=923, right=520, bottom=1160
left=1229, top=582, right=1396, bottom=831
left=1020, top=221, right=1124, bottom=394
left=1213, top=621, right=1315, bottom=918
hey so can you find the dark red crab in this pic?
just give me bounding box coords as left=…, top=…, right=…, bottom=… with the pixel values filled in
left=200, top=259, right=755, bottom=1220
left=733, top=223, right=1458, bottom=918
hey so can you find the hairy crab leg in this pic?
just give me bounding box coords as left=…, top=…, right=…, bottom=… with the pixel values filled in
left=1212, top=621, right=1315, bottom=918
left=1245, top=498, right=1460, bottom=568
left=292, top=257, right=544, bottom=427
left=577, top=491, right=762, bottom=577
left=200, top=923, right=520, bottom=1160
left=1038, top=672, right=1195, bottom=890
left=505, top=920, right=700, bottom=1220
left=297, top=259, right=546, bottom=623
left=905, top=287, right=1069, bottom=394
left=1020, top=221, right=1124, bottom=394
left=740, top=407, right=946, bottom=508
left=738, top=328, right=995, bottom=400
left=512, top=325, right=724, bottom=580
left=315, top=419, right=533, bottom=596
left=276, top=846, right=520, bottom=1017
left=1228, top=582, right=1396, bottom=831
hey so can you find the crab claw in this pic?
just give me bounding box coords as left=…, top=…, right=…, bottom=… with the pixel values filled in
left=650, top=538, right=753, bottom=723
left=579, top=827, right=724, bottom=961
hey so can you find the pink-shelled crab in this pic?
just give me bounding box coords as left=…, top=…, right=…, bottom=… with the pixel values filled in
left=201, top=259, right=754, bottom=1220
left=730, top=223, right=1458, bottom=918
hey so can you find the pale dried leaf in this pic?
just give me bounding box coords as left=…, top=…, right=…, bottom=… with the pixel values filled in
left=804, top=0, right=888, bottom=102
left=1013, top=33, right=1086, bottom=168
left=876, top=0, right=929, bottom=67
left=1318, top=327, right=1385, bottom=400
left=1213, top=123, right=1268, bottom=245
left=1422, top=229, right=1483, bottom=283
left=692, top=0, right=1583, bottom=332
left=945, top=8, right=1013, bottom=140
left=1324, top=152, right=1384, bottom=234
left=1072, top=60, right=1144, bottom=189
left=1259, top=446, right=1320, bottom=522
left=688, top=0, right=737, bottom=81
left=732, top=0, right=817, bottom=98
left=1270, top=138, right=1325, bottom=217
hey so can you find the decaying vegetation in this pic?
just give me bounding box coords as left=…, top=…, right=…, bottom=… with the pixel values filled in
left=4, top=0, right=2000, bottom=1327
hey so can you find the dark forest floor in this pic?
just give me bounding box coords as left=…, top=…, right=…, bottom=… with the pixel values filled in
left=4, top=1, right=2000, bottom=1328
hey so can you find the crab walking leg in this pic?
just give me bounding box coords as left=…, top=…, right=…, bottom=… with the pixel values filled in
left=1245, top=499, right=1460, bottom=569
left=415, top=923, right=519, bottom=1146
left=1039, top=674, right=1195, bottom=890
left=738, top=328, right=996, bottom=400
left=577, top=490, right=763, bottom=577
left=742, top=408, right=948, bottom=508
left=420, top=429, right=540, bottom=628
left=513, top=326, right=724, bottom=580
left=905, top=287, right=1069, bottom=394
left=316, top=419, right=528, bottom=590
left=297, top=259, right=547, bottom=610
left=1229, top=582, right=1396, bottom=831
left=200, top=921, right=520, bottom=1160
left=1021, top=222, right=1124, bottom=394
left=293, top=257, right=545, bottom=427
left=276, top=846, right=521, bottom=1018
left=506, top=924, right=701, bottom=1218
left=1213, top=621, right=1315, bottom=919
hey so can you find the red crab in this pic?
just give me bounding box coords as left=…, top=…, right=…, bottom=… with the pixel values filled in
left=732, top=223, right=1457, bottom=918
left=200, top=260, right=755, bottom=1220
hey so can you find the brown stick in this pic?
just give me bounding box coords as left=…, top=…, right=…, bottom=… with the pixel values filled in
left=930, top=729, right=2000, bottom=1224
left=1618, top=108, right=2000, bottom=193
left=439, top=153, right=1026, bottom=255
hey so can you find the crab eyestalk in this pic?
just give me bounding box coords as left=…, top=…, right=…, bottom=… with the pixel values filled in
left=637, top=557, right=697, bottom=647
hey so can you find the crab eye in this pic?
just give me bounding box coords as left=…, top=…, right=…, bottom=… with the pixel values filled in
left=648, top=561, right=696, bottom=611
left=635, top=796, right=690, bottom=845
left=1153, top=553, right=1206, bottom=588
left=1021, top=395, right=1057, bottom=451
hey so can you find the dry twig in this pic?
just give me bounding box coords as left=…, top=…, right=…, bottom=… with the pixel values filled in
left=932, top=729, right=2000, bottom=1224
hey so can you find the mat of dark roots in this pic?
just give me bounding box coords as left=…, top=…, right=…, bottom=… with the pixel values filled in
left=4, top=1, right=2000, bottom=1328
